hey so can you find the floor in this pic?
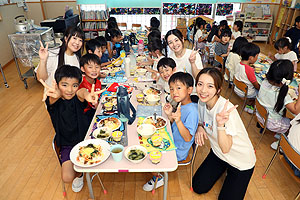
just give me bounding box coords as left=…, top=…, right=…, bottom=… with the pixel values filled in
left=0, top=42, right=299, bottom=200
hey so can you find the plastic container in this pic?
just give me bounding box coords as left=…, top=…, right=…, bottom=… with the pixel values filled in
left=124, top=56, right=130, bottom=77
left=138, top=40, right=144, bottom=55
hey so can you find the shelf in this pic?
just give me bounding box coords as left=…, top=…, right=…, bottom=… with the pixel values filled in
left=82, top=19, right=107, bottom=22
left=244, top=19, right=273, bottom=23
left=83, top=29, right=106, bottom=31
left=244, top=27, right=271, bottom=30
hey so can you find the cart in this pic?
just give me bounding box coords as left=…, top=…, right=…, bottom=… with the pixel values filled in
left=8, top=28, right=56, bottom=89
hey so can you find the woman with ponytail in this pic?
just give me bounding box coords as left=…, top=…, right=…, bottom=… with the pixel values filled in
left=257, top=59, right=300, bottom=149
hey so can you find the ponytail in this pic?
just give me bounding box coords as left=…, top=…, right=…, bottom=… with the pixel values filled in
left=274, top=84, right=289, bottom=113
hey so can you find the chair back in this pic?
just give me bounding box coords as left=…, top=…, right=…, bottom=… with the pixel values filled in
left=132, top=24, right=141, bottom=28
left=233, top=77, right=248, bottom=97
left=215, top=54, right=223, bottom=65
left=255, top=99, right=269, bottom=128
left=225, top=68, right=230, bottom=79
left=280, top=134, right=300, bottom=171
left=52, top=136, right=63, bottom=165
left=178, top=142, right=199, bottom=166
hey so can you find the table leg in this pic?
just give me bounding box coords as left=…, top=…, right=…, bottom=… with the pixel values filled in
left=163, top=172, right=168, bottom=200
left=86, top=172, right=95, bottom=199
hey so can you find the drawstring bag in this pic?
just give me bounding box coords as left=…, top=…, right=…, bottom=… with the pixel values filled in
left=117, top=86, right=136, bottom=124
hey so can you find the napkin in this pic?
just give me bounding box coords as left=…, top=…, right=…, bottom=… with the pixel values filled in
left=136, top=105, right=162, bottom=117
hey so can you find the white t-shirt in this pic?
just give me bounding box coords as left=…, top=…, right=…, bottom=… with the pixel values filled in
left=234, top=62, right=257, bottom=98
left=232, top=31, right=241, bottom=39
left=194, top=29, right=203, bottom=43
left=224, top=52, right=241, bottom=81
left=35, top=48, right=80, bottom=87
left=288, top=113, right=300, bottom=152
left=257, top=80, right=294, bottom=120
left=275, top=51, right=298, bottom=71
left=198, top=96, right=256, bottom=170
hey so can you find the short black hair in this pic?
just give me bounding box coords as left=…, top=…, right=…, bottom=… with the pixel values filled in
left=168, top=72, right=194, bottom=88
left=274, top=37, right=292, bottom=50
left=148, top=37, right=163, bottom=53
left=80, top=53, right=101, bottom=67
left=157, top=57, right=176, bottom=71
left=234, top=20, right=243, bottom=32
left=220, top=28, right=232, bottom=38
left=95, top=36, right=107, bottom=47
left=150, top=17, right=160, bottom=28
left=295, top=16, right=300, bottom=23
left=55, top=65, right=82, bottom=84
left=85, top=39, right=101, bottom=53
left=148, top=29, right=161, bottom=43
left=231, top=37, right=248, bottom=55
left=240, top=43, right=260, bottom=60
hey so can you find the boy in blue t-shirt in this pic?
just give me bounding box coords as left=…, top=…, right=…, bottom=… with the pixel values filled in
left=143, top=72, right=198, bottom=191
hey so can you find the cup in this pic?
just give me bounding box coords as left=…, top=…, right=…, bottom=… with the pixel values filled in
left=110, top=144, right=124, bottom=162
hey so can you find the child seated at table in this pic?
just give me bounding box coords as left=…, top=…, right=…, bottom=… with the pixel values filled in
left=79, top=54, right=102, bottom=122
left=95, top=36, right=113, bottom=67
left=214, top=28, right=232, bottom=68
left=257, top=60, right=300, bottom=150
left=40, top=65, right=102, bottom=193
left=269, top=38, right=298, bottom=72
left=234, top=43, right=260, bottom=113
left=143, top=72, right=198, bottom=191
left=232, top=20, right=243, bottom=40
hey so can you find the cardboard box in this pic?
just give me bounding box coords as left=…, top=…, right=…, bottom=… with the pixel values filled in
left=177, top=18, right=186, bottom=27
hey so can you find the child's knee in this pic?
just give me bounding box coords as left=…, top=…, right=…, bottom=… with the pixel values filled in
left=62, top=172, right=75, bottom=183
left=192, top=178, right=212, bottom=194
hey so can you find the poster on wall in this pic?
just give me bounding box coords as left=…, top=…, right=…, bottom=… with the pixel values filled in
left=163, top=3, right=195, bottom=15
left=216, top=4, right=233, bottom=16
left=195, top=4, right=212, bottom=15
left=109, top=8, right=160, bottom=15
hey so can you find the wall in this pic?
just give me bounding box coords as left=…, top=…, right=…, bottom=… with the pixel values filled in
left=0, top=4, right=25, bottom=66
left=26, top=2, right=44, bottom=25
left=43, top=1, right=79, bottom=19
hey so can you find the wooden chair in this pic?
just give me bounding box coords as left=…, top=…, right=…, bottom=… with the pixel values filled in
left=229, top=77, right=248, bottom=116
left=205, top=46, right=214, bottom=65
left=118, top=23, right=127, bottom=31
left=132, top=24, right=141, bottom=28
left=263, top=134, right=300, bottom=199
left=286, top=109, right=296, bottom=119
left=224, top=67, right=231, bottom=97
left=215, top=54, right=224, bottom=74
left=247, top=99, right=270, bottom=150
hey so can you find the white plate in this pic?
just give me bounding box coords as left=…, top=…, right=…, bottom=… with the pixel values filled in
left=143, top=116, right=167, bottom=130
left=70, top=139, right=110, bottom=168
left=143, top=88, right=162, bottom=96
left=97, top=117, right=121, bottom=131
left=124, top=145, right=148, bottom=164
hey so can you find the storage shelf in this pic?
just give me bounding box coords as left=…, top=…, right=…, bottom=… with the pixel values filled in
left=244, top=19, right=273, bottom=23
left=82, top=19, right=107, bottom=22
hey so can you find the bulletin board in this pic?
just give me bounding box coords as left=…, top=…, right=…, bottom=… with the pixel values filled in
left=163, top=3, right=212, bottom=15
left=216, top=4, right=233, bottom=16
left=109, top=8, right=160, bottom=15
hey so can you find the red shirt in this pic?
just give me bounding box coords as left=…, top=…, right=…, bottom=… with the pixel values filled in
left=79, top=76, right=102, bottom=112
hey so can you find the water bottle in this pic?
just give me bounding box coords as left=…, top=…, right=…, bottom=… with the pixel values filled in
left=124, top=56, right=130, bottom=77
left=138, top=40, right=144, bottom=55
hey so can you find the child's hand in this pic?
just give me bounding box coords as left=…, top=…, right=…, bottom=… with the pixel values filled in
left=171, top=103, right=182, bottom=123
left=216, top=100, right=238, bottom=127
left=40, top=79, right=61, bottom=101
left=84, top=84, right=105, bottom=105
left=151, top=72, right=158, bottom=80
left=189, top=48, right=199, bottom=64
left=163, top=103, right=173, bottom=116
left=39, top=41, right=49, bottom=62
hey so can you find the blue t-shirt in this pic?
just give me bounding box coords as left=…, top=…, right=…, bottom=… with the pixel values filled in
left=171, top=102, right=199, bottom=161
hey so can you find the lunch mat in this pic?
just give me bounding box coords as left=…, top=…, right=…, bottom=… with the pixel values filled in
left=136, top=105, right=162, bottom=117
left=137, top=117, right=176, bottom=152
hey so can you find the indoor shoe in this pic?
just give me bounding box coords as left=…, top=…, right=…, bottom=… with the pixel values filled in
left=271, top=140, right=279, bottom=151
left=143, top=174, right=164, bottom=191
left=245, top=105, right=254, bottom=114
left=274, top=133, right=281, bottom=140
left=72, top=174, right=84, bottom=193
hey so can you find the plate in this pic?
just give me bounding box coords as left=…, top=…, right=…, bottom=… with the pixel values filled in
left=143, top=87, right=162, bottom=96
left=98, top=117, right=121, bottom=131
left=101, top=96, right=117, bottom=105
left=143, top=116, right=167, bottom=129
left=70, top=139, right=110, bottom=168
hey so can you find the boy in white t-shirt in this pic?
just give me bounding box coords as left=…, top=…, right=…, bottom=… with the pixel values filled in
left=234, top=43, right=260, bottom=113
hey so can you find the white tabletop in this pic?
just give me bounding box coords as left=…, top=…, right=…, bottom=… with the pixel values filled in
left=74, top=80, right=178, bottom=173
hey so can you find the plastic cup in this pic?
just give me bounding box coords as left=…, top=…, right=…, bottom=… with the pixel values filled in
left=110, top=144, right=124, bottom=162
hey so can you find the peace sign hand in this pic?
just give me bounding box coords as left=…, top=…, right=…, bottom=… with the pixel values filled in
left=216, top=100, right=238, bottom=127
left=84, top=84, right=105, bottom=105
left=171, top=103, right=182, bottom=123
left=40, top=79, right=61, bottom=101
left=39, top=41, right=49, bottom=62
left=189, top=47, right=199, bottom=64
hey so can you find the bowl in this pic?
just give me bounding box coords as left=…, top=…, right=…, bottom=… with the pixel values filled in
left=136, top=68, right=147, bottom=76
left=137, top=124, right=156, bottom=138
left=145, top=94, right=160, bottom=105
left=92, top=127, right=111, bottom=140
left=124, top=145, right=148, bottom=164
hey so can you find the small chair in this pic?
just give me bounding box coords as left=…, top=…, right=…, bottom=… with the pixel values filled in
left=118, top=23, right=127, bottom=31
left=262, top=134, right=300, bottom=199
left=247, top=99, right=270, bottom=150
left=224, top=67, right=231, bottom=96
left=205, top=46, right=214, bottom=65
left=132, top=24, right=141, bottom=28
left=215, top=54, right=224, bottom=74
left=229, top=77, right=248, bottom=116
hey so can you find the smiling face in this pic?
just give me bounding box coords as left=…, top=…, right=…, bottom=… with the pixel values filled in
left=58, top=77, right=80, bottom=100
left=65, top=35, right=83, bottom=55
left=93, top=47, right=102, bottom=58
left=167, top=34, right=184, bottom=54
left=81, top=61, right=101, bottom=83
left=169, top=80, right=192, bottom=105
left=196, top=73, right=219, bottom=109
left=158, top=65, right=176, bottom=82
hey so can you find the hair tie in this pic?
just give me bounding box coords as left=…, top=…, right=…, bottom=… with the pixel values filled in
left=108, top=32, right=110, bottom=36
left=281, top=78, right=291, bottom=85
left=286, top=37, right=292, bottom=43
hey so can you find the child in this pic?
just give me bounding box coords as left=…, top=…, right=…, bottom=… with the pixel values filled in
left=79, top=54, right=102, bottom=122
left=232, top=20, right=243, bottom=40
left=193, top=18, right=207, bottom=52
left=143, top=72, right=198, bottom=191
left=224, top=37, right=248, bottom=82
left=193, top=68, right=255, bottom=199
left=95, top=36, right=113, bottom=67
left=36, top=26, right=84, bottom=87
left=284, top=16, right=300, bottom=58
left=257, top=60, right=300, bottom=150
left=270, top=38, right=298, bottom=71
left=214, top=28, right=232, bottom=67
left=234, top=43, right=260, bottom=113
left=40, top=65, right=102, bottom=193
left=146, top=17, right=160, bottom=32
left=85, top=39, right=102, bottom=58
left=105, top=28, right=123, bottom=58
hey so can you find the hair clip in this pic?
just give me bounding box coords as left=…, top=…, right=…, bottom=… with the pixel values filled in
left=281, top=78, right=291, bottom=85
left=286, top=37, right=292, bottom=43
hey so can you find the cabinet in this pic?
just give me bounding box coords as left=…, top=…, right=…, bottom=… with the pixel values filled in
left=270, top=6, right=300, bottom=43
left=80, top=10, right=108, bottom=40
left=242, top=19, right=273, bottom=42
